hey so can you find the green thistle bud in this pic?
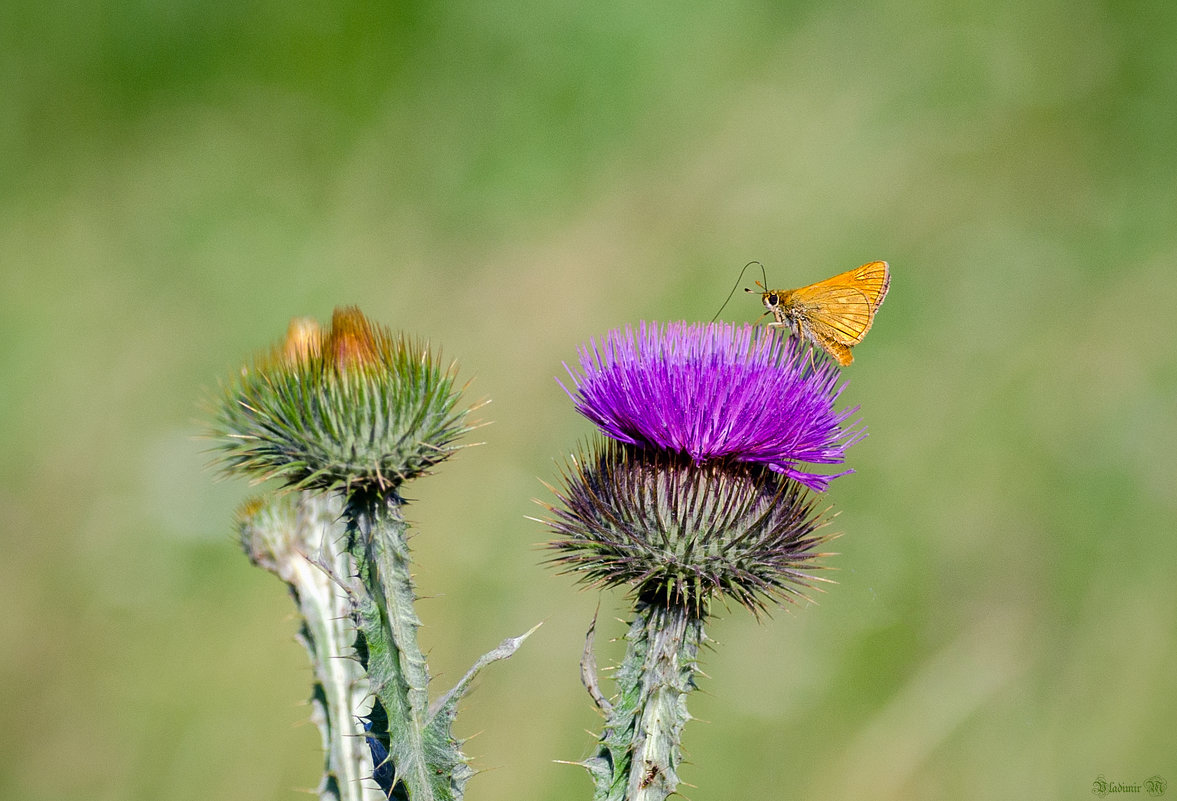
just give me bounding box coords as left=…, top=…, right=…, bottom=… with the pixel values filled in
left=211, top=307, right=480, bottom=492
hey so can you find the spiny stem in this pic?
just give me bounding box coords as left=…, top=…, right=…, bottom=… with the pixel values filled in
left=293, top=493, right=380, bottom=801
left=344, top=488, right=436, bottom=799
left=627, top=604, right=702, bottom=801
left=584, top=602, right=704, bottom=801
left=239, top=491, right=379, bottom=801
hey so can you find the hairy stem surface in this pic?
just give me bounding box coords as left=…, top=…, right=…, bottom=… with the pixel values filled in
left=585, top=602, right=704, bottom=801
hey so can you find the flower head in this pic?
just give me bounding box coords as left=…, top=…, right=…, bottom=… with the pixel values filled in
left=210, top=307, right=478, bottom=492
left=542, top=442, right=834, bottom=616
left=562, top=321, right=861, bottom=491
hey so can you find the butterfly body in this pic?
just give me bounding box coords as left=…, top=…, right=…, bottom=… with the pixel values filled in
left=749, top=261, right=890, bottom=366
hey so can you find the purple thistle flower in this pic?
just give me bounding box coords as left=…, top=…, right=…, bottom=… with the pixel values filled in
left=561, top=321, right=862, bottom=491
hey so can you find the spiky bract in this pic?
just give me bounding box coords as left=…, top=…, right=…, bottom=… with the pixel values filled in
left=544, top=442, right=834, bottom=616
left=211, top=307, right=477, bottom=492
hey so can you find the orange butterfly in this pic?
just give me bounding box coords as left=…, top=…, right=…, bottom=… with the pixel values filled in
left=746, top=261, right=890, bottom=366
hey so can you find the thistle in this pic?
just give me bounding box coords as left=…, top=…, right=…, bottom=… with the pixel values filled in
left=542, top=321, right=859, bottom=801
left=210, top=308, right=535, bottom=801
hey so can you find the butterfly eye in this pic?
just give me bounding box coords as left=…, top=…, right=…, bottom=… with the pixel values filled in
left=767, top=293, right=779, bottom=305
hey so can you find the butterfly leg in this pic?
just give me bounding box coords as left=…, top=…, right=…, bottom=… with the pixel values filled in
left=802, top=346, right=816, bottom=374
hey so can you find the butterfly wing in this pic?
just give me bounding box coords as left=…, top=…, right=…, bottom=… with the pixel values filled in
left=790, top=285, right=875, bottom=345
left=813, top=335, right=855, bottom=366
left=852, top=260, right=891, bottom=312
left=790, top=261, right=891, bottom=346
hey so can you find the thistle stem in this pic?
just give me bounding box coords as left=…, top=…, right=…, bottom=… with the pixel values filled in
left=239, top=492, right=378, bottom=801
left=293, top=493, right=380, bottom=801
left=589, top=601, right=704, bottom=801
left=344, top=488, right=437, bottom=800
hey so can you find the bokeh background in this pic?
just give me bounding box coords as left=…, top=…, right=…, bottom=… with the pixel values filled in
left=3, top=2, right=1175, bottom=800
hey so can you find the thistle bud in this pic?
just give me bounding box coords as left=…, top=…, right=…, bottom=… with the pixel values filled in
left=211, top=306, right=478, bottom=492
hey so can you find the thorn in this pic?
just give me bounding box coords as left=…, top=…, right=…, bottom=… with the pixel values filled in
left=580, top=605, right=612, bottom=715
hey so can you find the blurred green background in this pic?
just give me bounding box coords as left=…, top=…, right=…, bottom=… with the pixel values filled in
left=3, top=1, right=1175, bottom=799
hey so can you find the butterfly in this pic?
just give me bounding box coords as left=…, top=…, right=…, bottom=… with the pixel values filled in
left=746, top=261, right=890, bottom=366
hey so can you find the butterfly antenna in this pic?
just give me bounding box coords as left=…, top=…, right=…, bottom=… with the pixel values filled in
left=711, top=260, right=767, bottom=322
left=741, top=261, right=770, bottom=295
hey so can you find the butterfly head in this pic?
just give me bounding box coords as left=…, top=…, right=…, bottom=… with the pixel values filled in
left=744, top=280, right=780, bottom=315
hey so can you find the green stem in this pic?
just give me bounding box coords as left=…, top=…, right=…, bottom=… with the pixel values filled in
left=585, top=602, right=704, bottom=801
left=246, top=485, right=534, bottom=801
left=345, top=488, right=436, bottom=800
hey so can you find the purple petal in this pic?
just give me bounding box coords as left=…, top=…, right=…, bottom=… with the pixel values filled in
left=562, top=321, right=862, bottom=490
